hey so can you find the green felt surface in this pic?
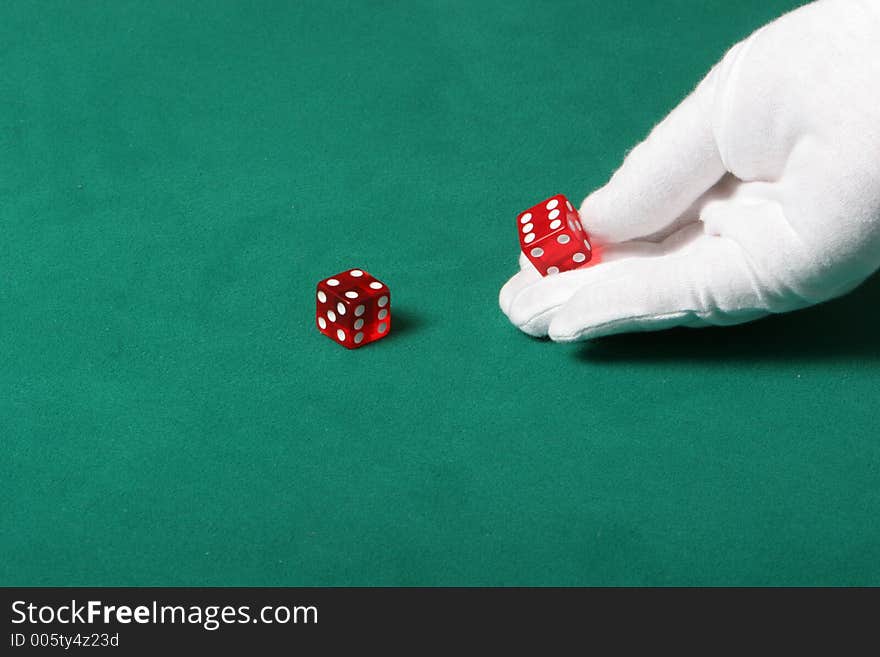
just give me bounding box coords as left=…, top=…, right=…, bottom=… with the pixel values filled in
left=3, top=0, right=879, bottom=586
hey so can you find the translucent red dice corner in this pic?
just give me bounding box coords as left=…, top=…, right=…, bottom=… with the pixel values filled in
left=316, top=268, right=391, bottom=349
left=517, top=194, right=594, bottom=276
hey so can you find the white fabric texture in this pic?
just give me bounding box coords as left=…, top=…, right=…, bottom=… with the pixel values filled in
left=499, top=0, right=880, bottom=342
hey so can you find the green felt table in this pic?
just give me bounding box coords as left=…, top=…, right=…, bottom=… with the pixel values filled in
left=3, top=0, right=879, bottom=586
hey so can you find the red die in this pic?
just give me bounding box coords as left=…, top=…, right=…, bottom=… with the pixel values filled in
left=517, top=194, right=593, bottom=275
left=316, top=269, right=390, bottom=349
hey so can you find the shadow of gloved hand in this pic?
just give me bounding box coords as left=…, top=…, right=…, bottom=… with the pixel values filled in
left=500, top=0, right=880, bottom=342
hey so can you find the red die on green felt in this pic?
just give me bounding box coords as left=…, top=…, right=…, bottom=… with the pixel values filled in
left=316, top=269, right=390, bottom=349
left=518, top=194, right=593, bottom=276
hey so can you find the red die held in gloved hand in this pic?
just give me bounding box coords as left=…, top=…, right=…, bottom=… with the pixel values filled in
left=517, top=194, right=593, bottom=276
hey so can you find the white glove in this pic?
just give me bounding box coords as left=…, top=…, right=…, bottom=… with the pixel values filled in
left=500, top=0, right=880, bottom=342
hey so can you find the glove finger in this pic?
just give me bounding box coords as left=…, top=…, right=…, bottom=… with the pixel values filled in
left=499, top=258, right=540, bottom=316
left=548, top=233, right=769, bottom=342
left=505, top=222, right=706, bottom=335
left=501, top=233, right=668, bottom=305
left=580, top=57, right=730, bottom=244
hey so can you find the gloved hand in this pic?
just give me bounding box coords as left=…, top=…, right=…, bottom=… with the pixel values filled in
left=500, top=0, right=880, bottom=342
